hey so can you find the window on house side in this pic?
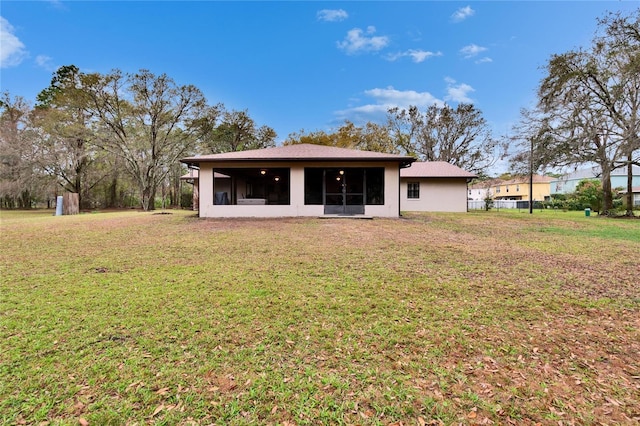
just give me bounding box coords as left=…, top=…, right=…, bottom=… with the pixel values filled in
left=407, top=182, right=420, bottom=199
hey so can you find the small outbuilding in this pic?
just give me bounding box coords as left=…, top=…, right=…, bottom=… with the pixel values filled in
left=400, top=162, right=476, bottom=212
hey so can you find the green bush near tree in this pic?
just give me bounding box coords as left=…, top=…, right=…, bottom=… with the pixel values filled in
left=545, top=179, right=624, bottom=213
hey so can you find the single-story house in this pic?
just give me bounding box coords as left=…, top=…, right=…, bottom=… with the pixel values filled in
left=400, top=162, right=477, bottom=212
left=180, top=144, right=415, bottom=218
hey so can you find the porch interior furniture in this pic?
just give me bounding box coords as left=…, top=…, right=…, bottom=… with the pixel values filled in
left=237, top=198, right=266, bottom=205
left=214, top=192, right=229, bottom=205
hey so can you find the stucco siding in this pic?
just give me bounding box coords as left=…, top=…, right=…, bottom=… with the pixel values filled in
left=400, top=178, right=468, bottom=212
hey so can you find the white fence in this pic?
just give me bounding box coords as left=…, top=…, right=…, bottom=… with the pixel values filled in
left=468, top=200, right=543, bottom=210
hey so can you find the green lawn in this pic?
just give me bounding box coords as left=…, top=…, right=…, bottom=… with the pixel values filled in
left=1, top=209, right=638, bottom=425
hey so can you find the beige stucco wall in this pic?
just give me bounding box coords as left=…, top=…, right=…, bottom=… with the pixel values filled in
left=197, top=161, right=401, bottom=218
left=400, top=178, right=469, bottom=212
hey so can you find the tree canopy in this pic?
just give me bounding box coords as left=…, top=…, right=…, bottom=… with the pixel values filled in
left=2, top=66, right=279, bottom=210
left=33, top=65, right=105, bottom=208
left=198, top=108, right=276, bottom=154
left=0, top=93, right=52, bottom=208
left=284, top=120, right=398, bottom=154
left=535, top=9, right=640, bottom=214
left=388, top=103, right=502, bottom=175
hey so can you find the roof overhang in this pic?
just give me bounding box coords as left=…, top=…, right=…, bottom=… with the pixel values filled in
left=180, top=144, right=416, bottom=169
left=181, top=157, right=415, bottom=168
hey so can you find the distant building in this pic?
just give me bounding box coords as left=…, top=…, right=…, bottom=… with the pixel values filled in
left=551, top=165, right=640, bottom=194
left=467, top=176, right=552, bottom=210
left=491, top=175, right=553, bottom=202
left=468, top=179, right=501, bottom=201
left=618, top=186, right=640, bottom=207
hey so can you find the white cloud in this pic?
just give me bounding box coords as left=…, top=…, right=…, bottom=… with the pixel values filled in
left=0, top=17, right=28, bottom=68
left=408, top=50, right=442, bottom=63
left=445, top=78, right=475, bottom=103
left=451, top=6, right=475, bottom=23
left=337, top=26, right=389, bottom=55
left=35, top=54, right=56, bottom=71
left=460, top=44, right=487, bottom=58
left=385, top=49, right=442, bottom=63
left=335, top=86, right=443, bottom=123
left=317, top=9, right=348, bottom=22
left=475, top=57, right=493, bottom=64
left=365, top=87, right=441, bottom=107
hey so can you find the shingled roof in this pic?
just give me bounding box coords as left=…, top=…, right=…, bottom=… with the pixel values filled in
left=180, top=170, right=229, bottom=180
left=400, top=162, right=476, bottom=179
left=500, top=175, right=554, bottom=185
left=181, top=143, right=415, bottom=167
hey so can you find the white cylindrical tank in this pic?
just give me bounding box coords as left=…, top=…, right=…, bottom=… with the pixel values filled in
left=55, top=196, right=63, bottom=216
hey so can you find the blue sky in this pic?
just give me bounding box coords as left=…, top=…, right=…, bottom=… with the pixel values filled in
left=1, top=1, right=638, bottom=170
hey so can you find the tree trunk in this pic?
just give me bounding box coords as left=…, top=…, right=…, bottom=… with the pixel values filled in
left=626, top=154, right=634, bottom=216
left=141, top=185, right=157, bottom=211
left=169, top=177, right=179, bottom=207
left=19, top=190, right=31, bottom=209
left=75, top=173, right=87, bottom=210
left=148, top=186, right=156, bottom=211
left=601, top=164, right=614, bottom=215
left=106, top=176, right=118, bottom=208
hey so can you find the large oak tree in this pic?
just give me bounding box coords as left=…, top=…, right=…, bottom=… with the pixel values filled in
left=387, top=103, right=501, bottom=176
left=35, top=65, right=106, bottom=209
left=538, top=10, right=640, bottom=215
left=83, top=69, right=207, bottom=211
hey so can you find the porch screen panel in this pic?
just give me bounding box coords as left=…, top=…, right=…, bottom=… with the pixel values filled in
left=365, top=168, right=384, bottom=205
left=305, top=167, right=385, bottom=205
left=304, top=168, right=323, bottom=205
left=324, top=169, right=343, bottom=206
left=346, top=168, right=365, bottom=206
left=214, top=167, right=290, bottom=205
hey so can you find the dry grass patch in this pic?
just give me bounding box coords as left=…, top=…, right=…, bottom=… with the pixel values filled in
left=1, top=209, right=638, bottom=425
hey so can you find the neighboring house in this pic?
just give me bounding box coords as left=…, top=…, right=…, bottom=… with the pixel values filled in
left=180, top=170, right=231, bottom=210
left=618, top=186, right=640, bottom=207
left=468, top=179, right=503, bottom=201
left=180, top=144, right=415, bottom=218
left=400, top=162, right=476, bottom=213
left=179, top=170, right=199, bottom=209
left=491, top=175, right=552, bottom=202
left=551, top=165, right=640, bottom=194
